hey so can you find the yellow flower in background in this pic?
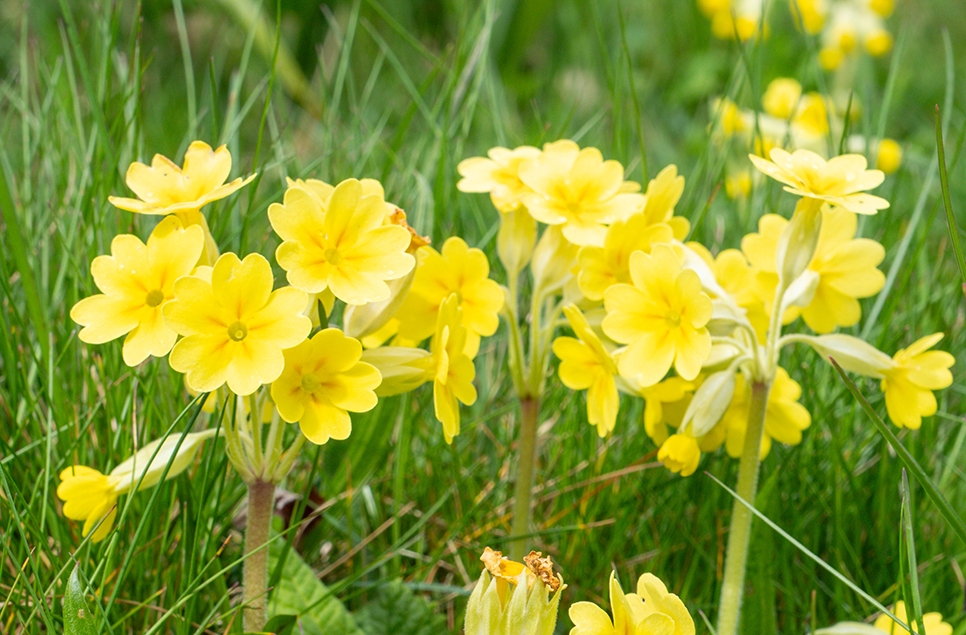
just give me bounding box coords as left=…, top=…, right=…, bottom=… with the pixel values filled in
left=271, top=329, right=381, bottom=444
left=431, top=294, right=478, bottom=443
left=396, top=237, right=504, bottom=356
left=722, top=368, right=811, bottom=459
left=792, top=93, right=831, bottom=137
left=881, top=333, right=955, bottom=429
left=569, top=571, right=695, bottom=635
left=741, top=208, right=885, bottom=333
left=658, top=434, right=702, bottom=477
left=602, top=245, right=713, bottom=386
left=70, top=216, right=204, bottom=366
left=791, top=0, right=827, bottom=34
left=577, top=214, right=675, bottom=301
left=57, top=466, right=120, bottom=543
left=640, top=165, right=690, bottom=239
left=553, top=305, right=619, bottom=437
left=876, top=138, right=903, bottom=174
left=108, top=141, right=255, bottom=217
left=749, top=148, right=889, bottom=215
left=762, top=78, right=802, bottom=119
left=269, top=179, right=416, bottom=305
left=457, top=145, right=542, bottom=213
left=520, top=140, right=645, bottom=246
left=163, top=252, right=311, bottom=396
left=873, top=601, right=952, bottom=635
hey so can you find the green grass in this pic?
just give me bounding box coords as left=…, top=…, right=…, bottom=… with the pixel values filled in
left=2, top=0, right=966, bottom=633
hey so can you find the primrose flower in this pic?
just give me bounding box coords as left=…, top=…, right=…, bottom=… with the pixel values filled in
left=465, top=547, right=565, bottom=635
left=163, top=252, right=311, bottom=396
left=750, top=148, right=889, bottom=215
left=642, top=377, right=696, bottom=445
left=741, top=208, right=885, bottom=333
left=687, top=243, right=769, bottom=341
left=602, top=244, right=713, bottom=386
left=269, top=178, right=416, bottom=305
left=722, top=368, right=811, bottom=459
left=569, top=571, right=695, bottom=635
left=881, top=333, right=955, bottom=429
left=873, top=601, right=952, bottom=635
left=70, top=216, right=204, bottom=366
left=57, top=431, right=214, bottom=542
left=658, top=434, right=702, bottom=477
left=762, top=78, right=803, bottom=120
left=577, top=214, right=675, bottom=301
left=553, top=305, right=619, bottom=437
left=457, top=145, right=542, bottom=212
left=396, top=237, right=504, bottom=356
left=519, top=140, right=645, bottom=246
left=431, top=294, right=478, bottom=443
left=271, top=329, right=381, bottom=444
left=640, top=165, right=690, bottom=239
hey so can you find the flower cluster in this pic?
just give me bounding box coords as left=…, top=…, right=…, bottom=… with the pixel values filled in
left=792, top=0, right=895, bottom=69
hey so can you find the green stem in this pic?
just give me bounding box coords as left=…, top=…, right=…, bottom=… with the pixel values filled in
left=243, top=479, right=276, bottom=632
left=509, top=395, right=540, bottom=561
left=717, top=380, right=770, bottom=635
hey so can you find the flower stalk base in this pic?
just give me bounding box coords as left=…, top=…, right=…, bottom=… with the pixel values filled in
left=243, top=479, right=276, bottom=632
left=509, top=396, right=540, bottom=561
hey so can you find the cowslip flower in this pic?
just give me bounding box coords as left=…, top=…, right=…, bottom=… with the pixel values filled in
left=70, top=216, right=204, bottom=366
left=457, top=146, right=542, bottom=213
left=396, top=237, right=504, bottom=356
left=749, top=148, right=889, bottom=215
left=577, top=214, right=675, bottom=301
left=640, top=165, right=689, bottom=239
left=657, top=434, right=702, bottom=477
left=552, top=305, right=619, bottom=437
left=569, top=571, right=695, bottom=635
left=741, top=208, right=885, bottom=333
left=269, top=178, right=416, bottom=305
left=641, top=377, right=696, bottom=445
left=687, top=244, right=769, bottom=341
left=881, top=333, right=955, bottom=429
left=873, top=601, right=952, bottom=635
left=271, top=329, right=381, bottom=444
left=721, top=368, right=811, bottom=459
left=163, top=252, right=311, bottom=396
left=432, top=294, right=478, bottom=443
left=519, top=140, right=645, bottom=246
left=602, top=244, right=713, bottom=386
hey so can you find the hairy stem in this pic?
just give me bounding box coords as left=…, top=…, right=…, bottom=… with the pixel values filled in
left=243, top=479, right=275, bottom=632
left=509, top=395, right=540, bottom=561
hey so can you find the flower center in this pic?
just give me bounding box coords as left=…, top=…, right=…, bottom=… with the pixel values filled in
left=145, top=289, right=165, bottom=308
left=301, top=373, right=322, bottom=393
left=227, top=321, right=248, bottom=342
left=665, top=310, right=682, bottom=328
left=324, top=248, right=343, bottom=266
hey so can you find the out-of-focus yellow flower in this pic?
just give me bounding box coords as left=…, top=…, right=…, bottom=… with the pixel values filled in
left=269, top=179, right=416, bottom=305
left=163, top=253, right=311, bottom=396
left=722, top=368, right=811, bottom=459
left=865, top=29, right=893, bottom=56
left=520, top=140, right=645, bottom=246
left=576, top=215, right=675, bottom=301
left=741, top=208, right=885, bottom=333
left=642, top=377, right=696, bottom=445
left=569, top=571, right=695, bottom=635
left=749, top=148, right=889, bottom=215
left=70, top=217, right=204, bottom=366
left=762, top=78, right=803, bottom=119
left=457, top=146, right=542, bottom=213
left=396, top=237, right=504, bottom=356
left=602, top=245, right=713, bottom=386
left=792, top=0, right=827, bottom=34
left=271, top=329, right=381, bottom=444
left=658, top=433, right=702, bottom=477
left=876, top=138, right=903, bottom=174
left=431, top=294, right=478, bottom=443
left=57, top=466, right=120, bottom=543
left=717, top=98, right=748, bottom=137
left=553, top=305, right=619, bottom=437
left=866, top=0, right=893, bottom=18
left=109, top=141, right=255, bottom=217
left=641, top=165, right=689, bottom=239
left=873, top=601, right=952, bottom=635
left=881, top=334, right=954, bottom=429
left=725, top=171, right=753, bottom=200
left=793, top=93, right=831, bottom=137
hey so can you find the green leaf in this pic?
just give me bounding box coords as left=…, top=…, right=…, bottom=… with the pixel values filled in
left=268, top=544, right=365, bottom=635
left=241, top=613, right=298, bottom=635
left=354, top=579, right=447, bottom=635
left=63, top=565, right=97, bottom=635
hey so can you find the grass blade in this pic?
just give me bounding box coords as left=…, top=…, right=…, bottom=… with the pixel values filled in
left=936, top=105, right=966, bottom=295
left=899, top=470, right=925, bottom=635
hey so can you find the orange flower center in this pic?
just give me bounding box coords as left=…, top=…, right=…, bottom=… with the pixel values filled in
left=227, top=321, right=248, bottom=342
left=145, top=289, right=165, bottom=308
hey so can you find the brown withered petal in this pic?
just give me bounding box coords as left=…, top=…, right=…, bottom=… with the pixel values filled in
left=524, top=551, right=561, bottom=592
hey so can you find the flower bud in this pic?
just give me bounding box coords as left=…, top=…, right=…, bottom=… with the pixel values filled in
left=343, top=270, right=415, bottom=339
left=111, top=429, right=218, bottom=493
left=681, top=369, right=736, bottom=437
left=360, top=347, right=433, bottom=396
left=497, top=209, right=537, bottom=278
left=531, top=226, right=578, bottom=296
left=794, top=334, right=895, bottom=378
left=776, top=198, right=822, bottom=288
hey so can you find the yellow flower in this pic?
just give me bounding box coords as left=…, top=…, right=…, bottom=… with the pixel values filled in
left=873, top=601, right=952, bottom=635
left=641, top=377, right=695, bottom=445
left=396, top=237, right=504, bottom=356
left=432, top=294, right=478, bottom=443
left=108, top=141, right=255, bottom=217
left=457, top=146, right=542, bottom=212
left=576, top=215, right=675, bottom=301
left=725, top=171, right=753, bottom=200
left=553, top=305, right=619, bottom=437
left=602, top=245, right=713, bottom=386
left=658, top=434, right=702, bottom=477
left=741, top=208, right=885, bottom=333
left=722, top=368, right=811, bottom=459
left=881, top=334, right=955, bottom=429
left=792, top=0, right=827, bottom=34
left=749, top=148, right=889, bottom=215
left=687, top=243, right=769, bottom=342
left=640, top=165, right=689, bottom=239
left=271, top=329, right=381, bottom=444
left=865, top=29, right=893, bottom=56
left=163, top=253, right=311, bottom=396
left=519, top=140, right=645, bottom=246
left=792, top=93, right=831, bottom=137
left=876, top=138, right=903, bottom=174
left=762, top=78, right=802, bottom=119
left=269, top=179, right=416, bottom=305
left=70, top=216, right=204, bottom=366
left=569, top=571, right=695, bottom=635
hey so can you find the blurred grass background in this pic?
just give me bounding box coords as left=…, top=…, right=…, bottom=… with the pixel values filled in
left=3, top=0, right=966, bottom=633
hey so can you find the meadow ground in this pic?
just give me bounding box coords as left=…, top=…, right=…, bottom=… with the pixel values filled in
left=2, top=1, right=966, bottom=633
